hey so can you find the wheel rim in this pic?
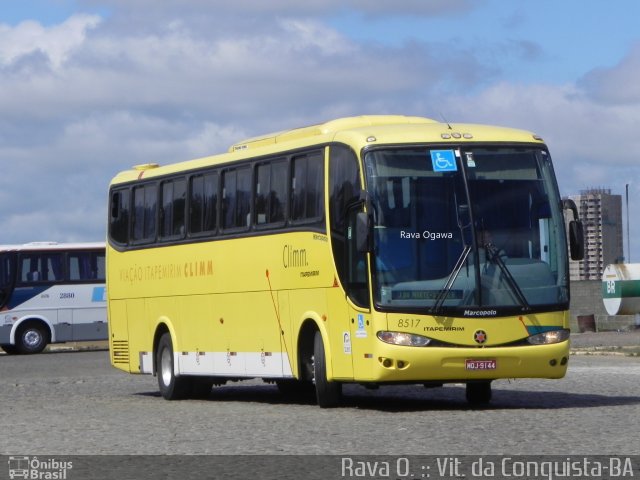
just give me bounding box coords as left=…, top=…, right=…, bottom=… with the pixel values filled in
left=160, top=347, right=173, bottom=386
left=24, top=329, right=42, bottom=348
left=310, top=354, right=316, bottom=385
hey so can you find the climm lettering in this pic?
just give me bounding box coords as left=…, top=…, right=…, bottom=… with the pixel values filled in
left=283, top=245, right=308, bottom=268
left=184, top=260, right=214, bottom=277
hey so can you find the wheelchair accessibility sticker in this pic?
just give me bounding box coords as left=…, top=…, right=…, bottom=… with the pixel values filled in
left=356, top=314, right=367, bottom=338
left=431, top=150, right=457, bottom=172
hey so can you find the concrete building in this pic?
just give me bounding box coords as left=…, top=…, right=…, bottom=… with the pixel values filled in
left=566, top=188, right=624, bottom=280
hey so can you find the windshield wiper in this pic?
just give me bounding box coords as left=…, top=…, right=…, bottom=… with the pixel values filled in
left=430, top=245, right=471, bottom=315
left=485, top=243, right=530, bottom=312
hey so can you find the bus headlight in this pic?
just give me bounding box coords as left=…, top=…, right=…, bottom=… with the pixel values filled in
left=377, top=331, right=432, bottom=347
left=526, top=329, right=570, bottom=345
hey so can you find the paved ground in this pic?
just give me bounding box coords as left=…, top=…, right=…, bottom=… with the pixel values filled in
left=1, top=350, right=639, bottom=457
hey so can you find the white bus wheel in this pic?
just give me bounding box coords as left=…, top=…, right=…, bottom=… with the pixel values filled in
left=16, top=322, right=49, bottom=354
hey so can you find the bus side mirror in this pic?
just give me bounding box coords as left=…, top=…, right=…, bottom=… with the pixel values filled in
left=562, top=198, right=584, bottom=261
left=569, top=220, right=584, bottom=261
left=356, top=212, right=371, bottom=253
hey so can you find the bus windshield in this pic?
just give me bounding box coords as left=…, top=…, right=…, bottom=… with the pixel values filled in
left=364, top=146, right=569, bottom=315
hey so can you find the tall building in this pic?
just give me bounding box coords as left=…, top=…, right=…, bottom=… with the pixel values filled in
left=566, top=188, right=624, bottom=280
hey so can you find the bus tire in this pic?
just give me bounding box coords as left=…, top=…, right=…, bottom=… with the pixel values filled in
left=313, top=330, right=342, bottom=408
left=15, top=321, right=49, bottom=354
left=156, top=333, right=191, bottom=400
left=466, top=381, right=492, bottom=406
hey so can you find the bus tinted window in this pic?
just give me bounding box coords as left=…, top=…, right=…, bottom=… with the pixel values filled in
left=19, top=253, right=64, bottom=283
left=190, top=172, right=218, bottom=234
left=329, top=145, right=362, bottom=302
left=160, top=178, right=186, bottom=240
left=110, top=189, right=130, bottom=245
left=292, top=152, right=324, bottom=221
left=255, top=160, right=287, bottom=225
left=222, top=167, right=251, bottom=230
left=68, top=251, right=106, bottom=281
left=329, top=145, right=361, bottom=232
left=0, top=254, right=12, bottom=290
left=132, top=184, right=157, bottom=242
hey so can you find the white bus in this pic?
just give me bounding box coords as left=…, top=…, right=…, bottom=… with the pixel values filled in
left=0, top=242, right=107, bottom=354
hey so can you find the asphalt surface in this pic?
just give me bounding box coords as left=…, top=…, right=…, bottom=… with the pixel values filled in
left=1, top=349, right=639, bottom=457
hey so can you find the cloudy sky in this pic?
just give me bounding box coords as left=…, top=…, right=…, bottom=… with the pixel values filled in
left=1, top=0, right=639, bottom=261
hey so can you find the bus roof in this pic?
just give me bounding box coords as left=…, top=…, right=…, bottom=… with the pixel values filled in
left=110, top=115, right=545, bottom=184
left=0, top=242, right=105, bottom=253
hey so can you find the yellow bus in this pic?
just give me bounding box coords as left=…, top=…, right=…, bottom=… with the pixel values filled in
left=107, top=115, right=584, bottom=407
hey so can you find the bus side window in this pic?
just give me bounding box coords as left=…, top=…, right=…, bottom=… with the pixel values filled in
left=189, top=172, right=218, bottom=235
left=19, top=253, right=63, bottom=283
left=159, top=178, right=187, bottom=240
left=132, top=184, right=158, bottom=243
left=222, top=167, right=251, bottom=230
left=291, top=152, right=324, bottom=223
left=68, top=251, right=105, bottom=281
left=255, top=160, right=287, bottom=226
left=110, top=189, right=130, bottom=245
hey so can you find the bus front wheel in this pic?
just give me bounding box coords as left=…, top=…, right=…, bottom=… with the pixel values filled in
left=156, top=333, right=192, bottom=400
left=312, top=330, right=342, bottom=408
left=16, top=322, right=49, bottom=354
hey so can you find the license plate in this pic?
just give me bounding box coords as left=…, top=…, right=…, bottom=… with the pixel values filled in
left=465, top=359, right=497, bottom=370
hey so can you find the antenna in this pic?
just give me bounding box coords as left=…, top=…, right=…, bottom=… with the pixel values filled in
left=438, top=111, right=453, bottom=130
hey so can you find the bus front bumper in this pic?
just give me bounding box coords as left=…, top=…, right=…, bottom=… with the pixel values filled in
left=362, top=341, right=570, bottom=383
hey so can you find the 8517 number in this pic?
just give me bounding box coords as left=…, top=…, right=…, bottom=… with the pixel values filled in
left=397, top=318, right=420, bottom=328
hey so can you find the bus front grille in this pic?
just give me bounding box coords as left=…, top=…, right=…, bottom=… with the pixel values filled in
left=111, top=340, right=130, bottom=365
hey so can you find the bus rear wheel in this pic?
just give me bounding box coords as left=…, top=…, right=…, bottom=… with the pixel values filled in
left=156, top=333, right=192, bottom=400
left=466, top=381, right=492, bottom=406
left=16, top=322, right=49, bottom=354
left=312, top=330, right=342, bottom=408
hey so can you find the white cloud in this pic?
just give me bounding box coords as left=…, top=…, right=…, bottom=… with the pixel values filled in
left=0, top=3, right=638, bottom=259
left=579, top=42, right=640, bottom=105
left=0, top=14, right=101, bottom=69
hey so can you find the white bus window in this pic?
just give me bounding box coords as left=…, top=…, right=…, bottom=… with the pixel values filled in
left=19, top=253, right=64, bottom=283
left=68, top=251, right=106, bottom=281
